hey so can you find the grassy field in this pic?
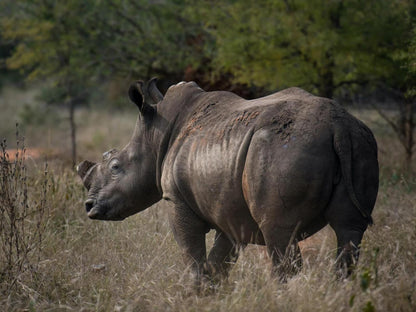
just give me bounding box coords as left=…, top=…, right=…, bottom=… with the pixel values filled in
left=1, top=85, right=415, bottom=311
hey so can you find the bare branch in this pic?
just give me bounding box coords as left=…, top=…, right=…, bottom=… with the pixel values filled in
left=335, top=79, right=369, bottom=89
left=372, top=103, right=401, bottom=137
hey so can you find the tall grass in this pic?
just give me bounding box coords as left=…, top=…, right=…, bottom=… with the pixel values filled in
left=2, top=174, right=415, bottom=311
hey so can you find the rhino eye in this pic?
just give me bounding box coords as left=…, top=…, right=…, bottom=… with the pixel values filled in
left=109, top=159, right=121, bottom=173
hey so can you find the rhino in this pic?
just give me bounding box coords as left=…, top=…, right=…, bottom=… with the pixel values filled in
left=77, top=78, right=379, bottom=283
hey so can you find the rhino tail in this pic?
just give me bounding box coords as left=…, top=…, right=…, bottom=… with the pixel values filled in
left=333, top=125, right=374, bottom=225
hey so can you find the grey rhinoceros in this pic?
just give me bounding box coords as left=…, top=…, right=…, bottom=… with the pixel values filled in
left=77, top=78, right=379, bottom=283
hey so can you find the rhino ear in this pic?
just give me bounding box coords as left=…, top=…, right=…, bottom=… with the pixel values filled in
left=128, top=80, right=154, bottom=115
left=147, top=77, right=164, bottom=103
left=77, top=160, right=97, bottom=190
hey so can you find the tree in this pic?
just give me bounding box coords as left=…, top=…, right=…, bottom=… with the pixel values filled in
left=47, top=0, right=204, bottom=84
left=190, top=0, right=411, bottom=98
left=191, top=0, right=416, bottom=167
left=373, top=25, right=416, bottom=168
left=1, top=0, right=203, bottom=165
left=1, top=0, right=98, bottom=166
left=3, top=0, right=416, bottom=167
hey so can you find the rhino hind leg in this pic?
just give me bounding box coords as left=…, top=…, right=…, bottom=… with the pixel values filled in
left=206, top=230, right=241, bottom=281
left=325, top=182, right=370, bottom=278
left=334, top=228, right=364, bottom=278
left=262, top=226, right=303, bottom=282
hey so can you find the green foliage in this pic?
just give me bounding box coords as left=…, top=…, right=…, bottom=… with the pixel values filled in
left=398, top=27, right=416, bottom=99
left=189, top=0, right=416, bottom=98
left=362, top=301, right=376, bottom=312
left=2, top=0, right=415, bottom=98
left=86, top=0, right=203, bottom=79
left=357, top=247, right=380, bottom=293
left=1, top=1, right=90, bottom=85
left=360, top=270, right=371, bottom=292
left=349, top=294, right=355, bottom=307
left=1, top=0, right=202, bottom=82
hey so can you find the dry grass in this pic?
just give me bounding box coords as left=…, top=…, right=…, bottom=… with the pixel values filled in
left=0, top=96, right=415, bottom=311
left=2, top=173, right=415, bottom=311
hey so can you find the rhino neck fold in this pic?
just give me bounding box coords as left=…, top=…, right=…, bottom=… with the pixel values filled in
left=151, top=86, right=205, bottom=198
left=155, top=113, right=179, bottom=196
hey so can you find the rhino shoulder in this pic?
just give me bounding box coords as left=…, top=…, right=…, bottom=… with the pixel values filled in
left=166, top=81, right=204, bottom=96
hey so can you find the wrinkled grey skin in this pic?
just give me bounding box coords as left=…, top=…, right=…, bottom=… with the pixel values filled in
left=78, top=78, right=379, bottom=283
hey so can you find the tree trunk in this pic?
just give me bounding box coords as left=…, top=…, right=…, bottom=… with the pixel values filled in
left=68, top=98, right=77, bottom=168
left=319, top=72, right=334, bottom=99
left=318, top=52, right=335, bottom=99
left=375, top=98, right=415, bottom=171
left=403, top=99, right=414, bottom=170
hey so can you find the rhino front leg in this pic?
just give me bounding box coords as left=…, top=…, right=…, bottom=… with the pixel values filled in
left=207, top=230, right=240, bottom=280
left=166, top=200, right=209, bottom=286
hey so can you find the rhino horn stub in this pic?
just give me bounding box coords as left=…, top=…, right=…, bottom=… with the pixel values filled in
left=77, top=160, right=96, bottom=178
left=77, top=160, right=97, bottom=190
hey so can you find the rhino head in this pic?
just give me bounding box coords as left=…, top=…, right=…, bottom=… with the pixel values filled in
left=77, top=78, right=164, bottom=220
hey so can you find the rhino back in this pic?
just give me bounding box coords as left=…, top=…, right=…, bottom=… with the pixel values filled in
left=160, top=85, right=355, bottom=243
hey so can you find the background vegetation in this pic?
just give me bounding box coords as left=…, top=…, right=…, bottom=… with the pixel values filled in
left=1, top=0, right=415, bottom=311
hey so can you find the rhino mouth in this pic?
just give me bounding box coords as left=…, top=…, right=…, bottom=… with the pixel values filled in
left=85, top=199, right=125, bottom=221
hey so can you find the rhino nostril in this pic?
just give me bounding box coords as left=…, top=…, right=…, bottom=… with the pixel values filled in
left=85, top=199, right=95, bottom=212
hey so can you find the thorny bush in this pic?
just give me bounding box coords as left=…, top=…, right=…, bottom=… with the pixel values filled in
left=0, top=127, right=49, bottom=293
